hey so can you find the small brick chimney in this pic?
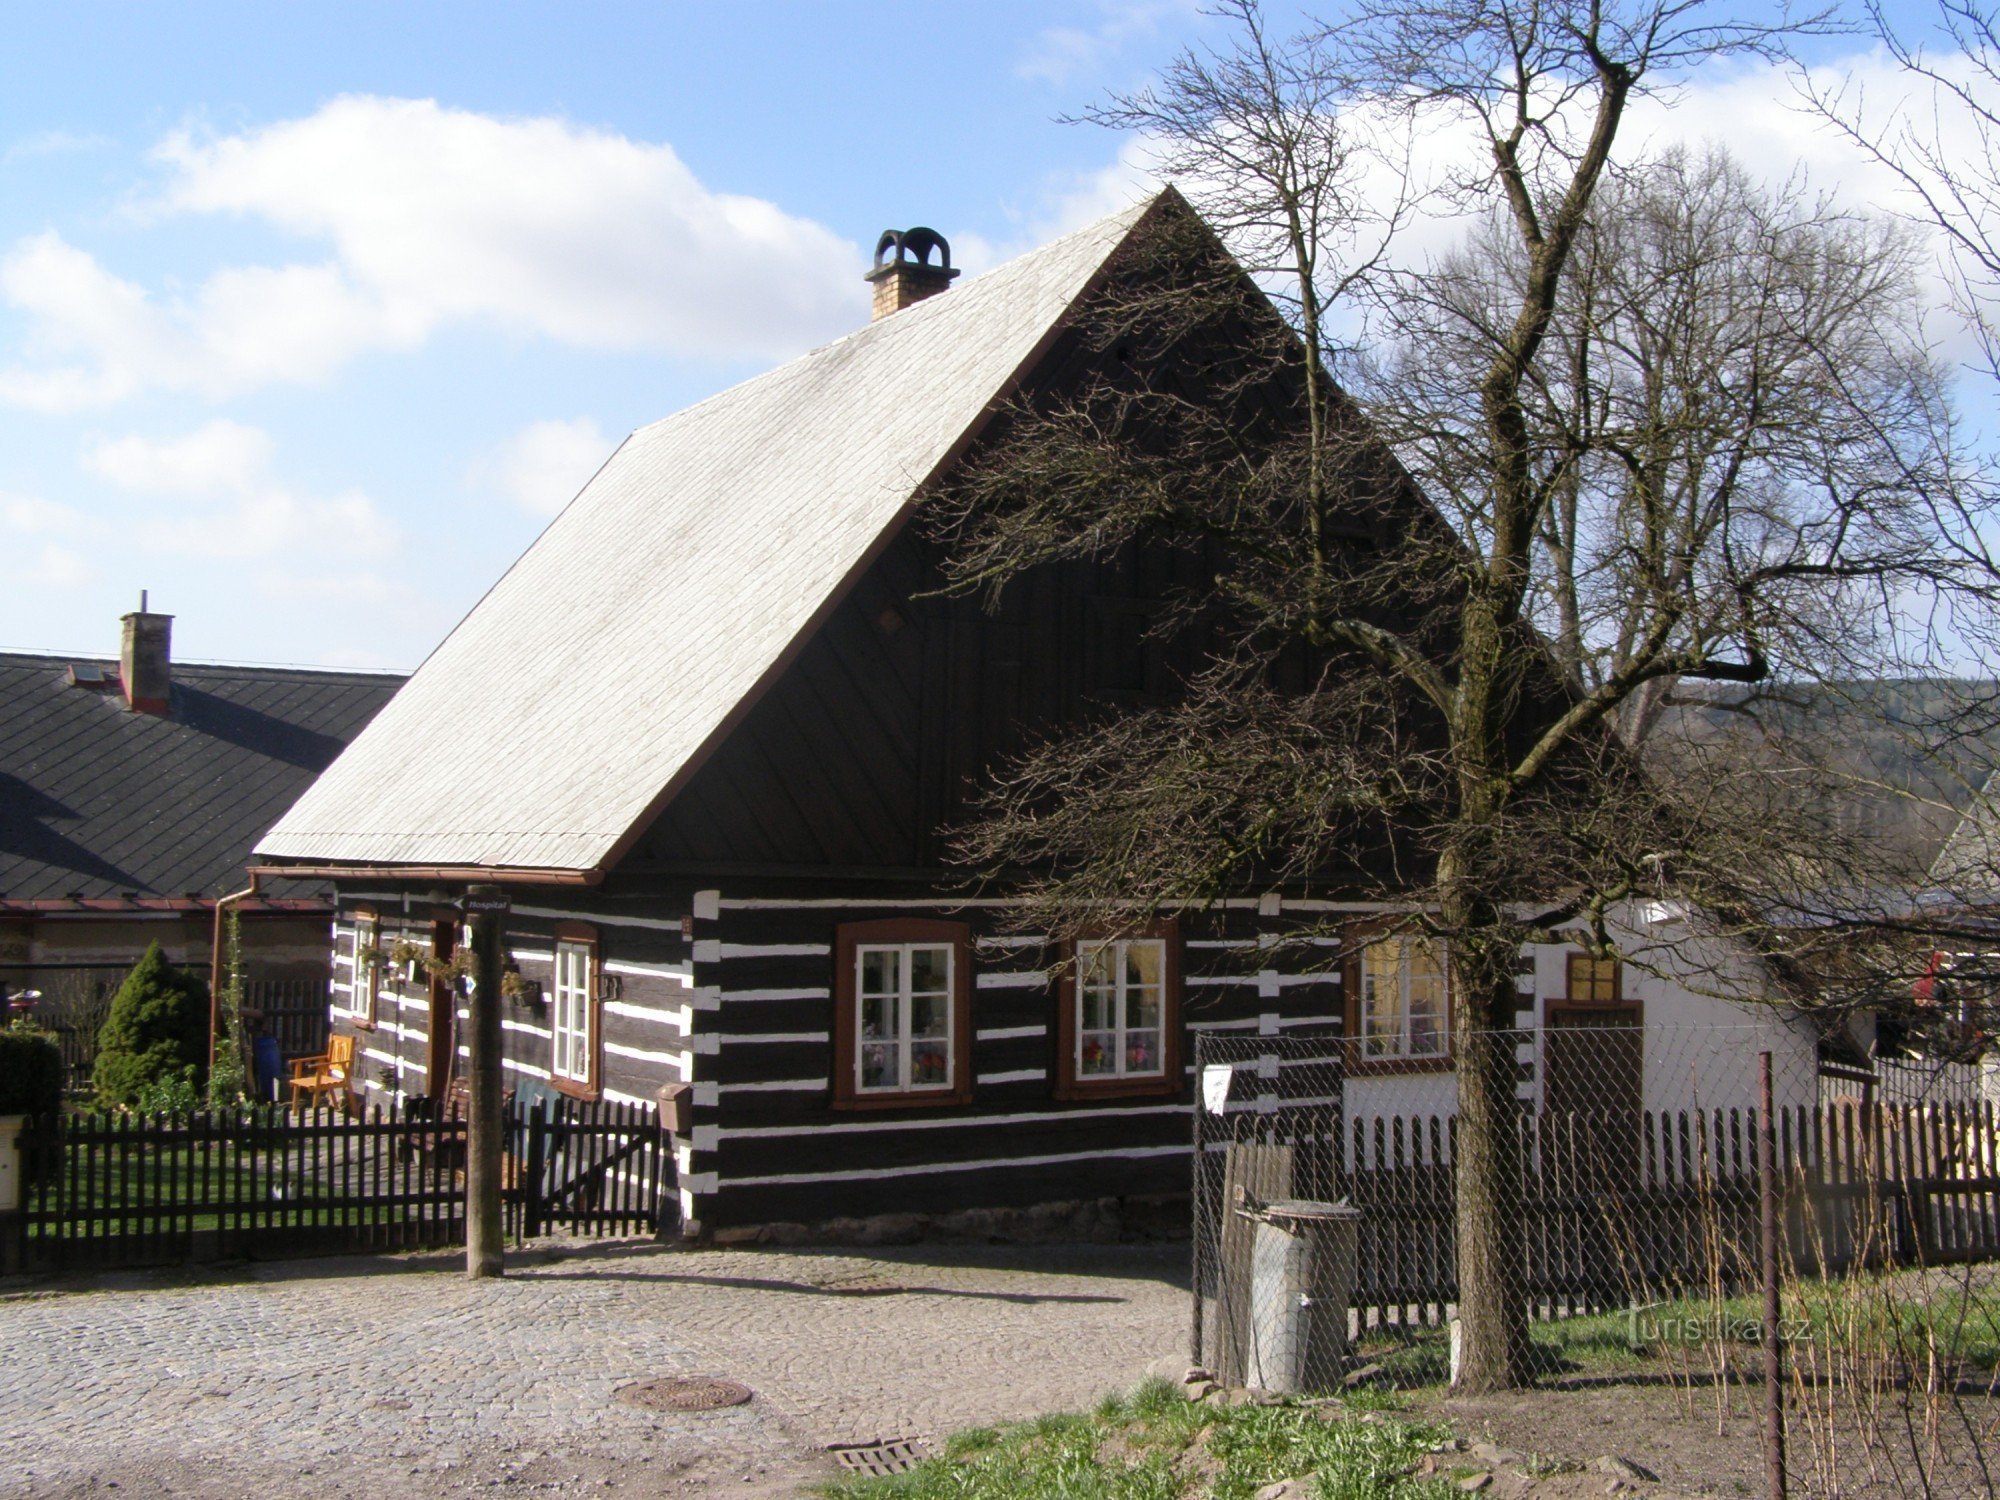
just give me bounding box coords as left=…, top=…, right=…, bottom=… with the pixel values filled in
left=865, top=227, right=959, bottom=319
left=120, top=590, right=173, bottom=714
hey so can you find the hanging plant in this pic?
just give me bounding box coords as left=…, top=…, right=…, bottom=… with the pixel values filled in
left=423, top=948, right=478, bottom=987
left=388, top=937, right=427, bottom=985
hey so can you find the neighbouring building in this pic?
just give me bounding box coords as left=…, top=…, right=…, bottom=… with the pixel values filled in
left=0, top=598, right=403, bottom=1057
left=254, top=191, right=1834, bottom=1238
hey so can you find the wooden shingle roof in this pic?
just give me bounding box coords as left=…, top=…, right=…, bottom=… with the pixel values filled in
left=257, top=195, right=1162, bottom=875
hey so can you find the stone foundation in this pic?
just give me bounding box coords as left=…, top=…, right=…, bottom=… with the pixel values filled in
left=704, top=1192, right=1189, bottom=1248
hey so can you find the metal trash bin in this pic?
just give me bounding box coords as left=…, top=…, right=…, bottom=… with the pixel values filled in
left=1242, top=1198, right=1362, bottom=1394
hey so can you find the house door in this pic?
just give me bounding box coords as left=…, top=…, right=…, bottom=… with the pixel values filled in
left=427, top=918, right=457, bottom=1100
left=1542, top=1000, right=1644, bottom=1303
left=1542, top=1001, right=1644, bottom=1189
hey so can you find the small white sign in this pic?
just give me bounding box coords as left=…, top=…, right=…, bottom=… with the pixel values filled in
left=1201, top=1063, right=1234, bottom=1115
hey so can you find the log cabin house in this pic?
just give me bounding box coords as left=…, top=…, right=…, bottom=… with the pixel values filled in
left=252, top=191, right=1825, bottom=1237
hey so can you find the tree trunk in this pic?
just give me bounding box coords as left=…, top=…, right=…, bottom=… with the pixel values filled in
left=1441, top=631, right=1532, bottom=1390
left=1450, top=959, right=1531, bottom=1391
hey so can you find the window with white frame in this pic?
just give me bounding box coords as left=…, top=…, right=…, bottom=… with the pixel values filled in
left=1075, top=937, right=1168, bottom=1080
left=551, top=938, right=596, bottom=1088
left=348, top=914, right=379, bottom=1025
left=1357, top=933, right=1448, bottom=1061
left=854, top=941, right=956, bottom=1094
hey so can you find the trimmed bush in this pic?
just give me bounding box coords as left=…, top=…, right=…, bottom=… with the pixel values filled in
left=0, top=1028, right=63, bottom=1117
left=93, top=945, right=209, bottom=1110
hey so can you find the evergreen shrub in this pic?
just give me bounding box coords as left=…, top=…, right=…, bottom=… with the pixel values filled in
left=93, top=945, right=208, bottom=1110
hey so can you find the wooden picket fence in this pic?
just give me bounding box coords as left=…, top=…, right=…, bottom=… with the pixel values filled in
left=1335, top=1098, right=2000, bottom=1332
left=11, top=1096, right=671, bottom=1271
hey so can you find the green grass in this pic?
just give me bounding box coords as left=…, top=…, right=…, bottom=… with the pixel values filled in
left=1353, top=1276, right=2000, bottom=1392
left=820, top=1378, right=1456, bottom=1500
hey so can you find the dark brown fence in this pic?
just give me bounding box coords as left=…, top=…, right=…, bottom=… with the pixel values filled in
left=509, top=1097, right=668, bottom=1240
left=1191, top=1027, right=2000, bottom=1384
left=13, top=1096, right=671, bottom=1272
left=1329, top=1098, right=2000, bottom=1334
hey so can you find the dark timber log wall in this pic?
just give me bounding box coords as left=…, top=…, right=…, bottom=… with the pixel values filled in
left=326, top=885, right=699, bottom=1118
left=686, top=882, right=1349, bottom=1231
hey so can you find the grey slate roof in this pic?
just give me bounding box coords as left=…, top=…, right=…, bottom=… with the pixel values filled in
left=0, top=654, right=402, bottom=902
left=258, top=195, right=1159, bottom=873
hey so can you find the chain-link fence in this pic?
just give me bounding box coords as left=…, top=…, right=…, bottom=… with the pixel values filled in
left=1192, top=1021, right=2000, bottom=1494
left=1191, top=1023, right=2000, bottom=1383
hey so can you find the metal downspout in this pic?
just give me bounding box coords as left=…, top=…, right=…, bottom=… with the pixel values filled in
left=208, top=870, right=260, bottom=1075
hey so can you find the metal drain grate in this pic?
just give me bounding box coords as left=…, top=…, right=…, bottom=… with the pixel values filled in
left=827, top=1438, right=930, bottom=1476
left=615, top=1376, right=754, bottom=1412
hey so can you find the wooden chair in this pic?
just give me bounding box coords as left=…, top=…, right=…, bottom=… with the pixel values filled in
left=290, top=1033, right=356, bottom=1114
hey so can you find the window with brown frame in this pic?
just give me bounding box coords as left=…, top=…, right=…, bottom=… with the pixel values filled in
left=1343, top=927, right=1450, bottom=1073
left=1055, top=920, right=1182, bottom=1100
left=345, top=911, right=379, bottom=1029
left=832, top=918, right=973, bottom=1109
left=550, top=924, right=601, bottom=1099
left=1566, top=952, right=1621, bottom=1003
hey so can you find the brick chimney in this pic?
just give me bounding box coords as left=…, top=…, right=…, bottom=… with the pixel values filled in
left=864, top=227, right=959, bottom=320
left=120, top=590, right=172, bottom=714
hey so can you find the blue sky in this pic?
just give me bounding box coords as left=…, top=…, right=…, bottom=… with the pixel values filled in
left=0, top=1, right=1981, bottom=669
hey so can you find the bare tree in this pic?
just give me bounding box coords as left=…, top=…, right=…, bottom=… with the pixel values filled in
left=1800, top=1, right=2000, bottom=387
left=926, top=0, right=1991, bottom=1393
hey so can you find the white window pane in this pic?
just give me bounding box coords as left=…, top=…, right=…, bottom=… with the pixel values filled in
left=860, top=993, right=896, bottom=1041
left=1080, top=1031, right=1117, bottom=1075
left=1125, top=940, right=1162, bottom=990
left=910, top=993, right=949, bottom=1039
left=860, top=948, right=899, bottom=997
left=1124, top=1028, right=1163, bottom=1075
left=1362, top=940, right=1404, bottom=1056
left=910, top=1041, right=950, bottom=1087
left=1408, top=972, right=1445, bottom=1056
left=860, top=1043, right=899, bottom=1090
left=1081, top=943, right=1115, bottom=986
left=908, top=945, right=951, bottom=995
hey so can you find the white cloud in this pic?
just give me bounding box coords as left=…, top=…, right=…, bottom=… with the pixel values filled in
left=0, top=493, right=98, bottom=591
left=1029, top=46, right=1980, bottom=329
left=84, top=418, right=273, bottom=497
left=0, top=493, right=89, bottom=534
left=477, top=416, right=614, bottom=518
left=28, top=544, right=92, bottom=587
left=4, top=129, right=113, bottom=163
left=0, top=96, right=868, bottom=410
left=83, top=420, right=397, bottom=559
left=955, top=136, right=1169, bottom=274
left=1018, top=1, right=1195, bottom=86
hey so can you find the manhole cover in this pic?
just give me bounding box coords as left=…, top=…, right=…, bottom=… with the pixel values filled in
left=827, top=1438, right=930, bottom=1476
left=615, top=1377, right=754, bottom=1412
left=808, top=1275, right=910, bottom=1296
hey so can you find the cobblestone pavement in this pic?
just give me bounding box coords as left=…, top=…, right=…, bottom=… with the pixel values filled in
left=0, top=1241, right=1187, bottom=1498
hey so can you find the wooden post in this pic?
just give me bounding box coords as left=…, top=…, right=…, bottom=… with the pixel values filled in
left=465, top=885, right=508, bottom=1279
left=1758, top=1051, right=1786, bottom=1500
left=523, top=1100, right=547, bottom=1242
